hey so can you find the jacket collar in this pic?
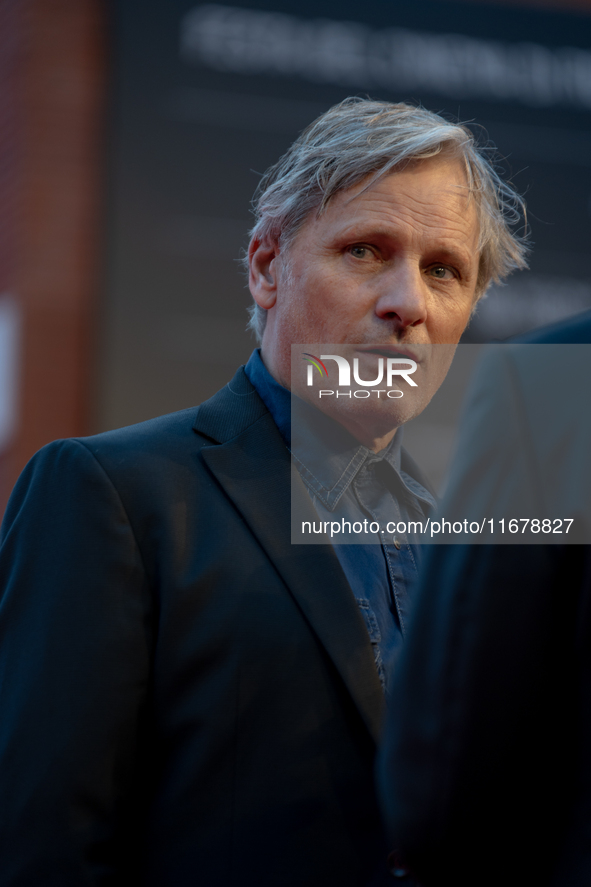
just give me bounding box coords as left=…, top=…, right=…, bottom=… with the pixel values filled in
left=193, top=368, right=384, bottom=744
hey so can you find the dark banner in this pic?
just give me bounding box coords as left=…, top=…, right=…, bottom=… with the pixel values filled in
left=101, top=0, right=591, bottom=430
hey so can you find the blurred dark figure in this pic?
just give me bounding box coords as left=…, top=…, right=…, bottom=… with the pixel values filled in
left=379, top=310, right=591, bottom=887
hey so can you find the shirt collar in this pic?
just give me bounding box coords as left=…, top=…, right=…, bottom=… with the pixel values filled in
left=244, top=348, right=292, bottom=445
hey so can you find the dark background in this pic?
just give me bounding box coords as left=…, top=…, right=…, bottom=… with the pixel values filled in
left=97, top=0, right=591, bottom=431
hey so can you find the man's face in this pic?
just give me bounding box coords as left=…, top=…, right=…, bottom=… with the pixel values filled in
left=249, top=154, right=480, bottom=447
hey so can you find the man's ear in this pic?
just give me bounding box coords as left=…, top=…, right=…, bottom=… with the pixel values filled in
left=248, top=236, right=279, bottom=309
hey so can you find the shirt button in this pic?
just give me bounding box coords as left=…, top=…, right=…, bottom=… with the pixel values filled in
left=394, top=537, right=402, bottom=550
left=387, top=850, right=410, bottom=878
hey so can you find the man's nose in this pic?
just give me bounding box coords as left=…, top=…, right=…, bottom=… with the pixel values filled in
left=374, top=262, right=428, bottom=330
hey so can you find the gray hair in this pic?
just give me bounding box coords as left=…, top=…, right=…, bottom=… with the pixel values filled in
left=246, top=97, right=529, bottom=341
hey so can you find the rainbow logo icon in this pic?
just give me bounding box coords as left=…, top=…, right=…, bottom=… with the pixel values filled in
left=302, top=353, right=328, bottom=377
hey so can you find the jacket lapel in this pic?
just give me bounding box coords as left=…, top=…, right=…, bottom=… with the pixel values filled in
left=194, top=369, right=384, bottom=744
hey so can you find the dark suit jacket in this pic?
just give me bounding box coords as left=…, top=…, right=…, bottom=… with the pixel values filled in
left=0, top=367, right=394, bottom=886
left=379, top=313, right=591, bottom=887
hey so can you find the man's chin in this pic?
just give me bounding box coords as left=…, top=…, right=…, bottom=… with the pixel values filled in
left=295, top=387, right=429, bottom=450
left=290, top=343, right=457, bottom=448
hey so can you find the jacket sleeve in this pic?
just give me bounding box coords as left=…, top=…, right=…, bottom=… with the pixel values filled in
left=0, top=438, right=153, bottom=885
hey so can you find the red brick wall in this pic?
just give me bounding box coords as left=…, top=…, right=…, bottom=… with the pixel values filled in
left=0, top=0, right=107, bottom=516
left=0, top=0, right=23, bottom=515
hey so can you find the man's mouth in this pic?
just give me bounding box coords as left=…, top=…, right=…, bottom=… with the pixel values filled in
left=355, top=345, right=423, bottom=365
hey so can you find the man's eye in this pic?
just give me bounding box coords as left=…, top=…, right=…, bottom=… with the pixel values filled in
left=349, top=245, right=369, bottom=259
left=429, top=265, right=455, bottom=280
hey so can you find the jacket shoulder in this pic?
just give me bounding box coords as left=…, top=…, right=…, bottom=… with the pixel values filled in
left=2, top=369, right=267, bottom=537
left=61, top=365, right=266, bottom=467
left=1, top=407, right=205, bottom=540
left=77, top=405, right=204, bottom=463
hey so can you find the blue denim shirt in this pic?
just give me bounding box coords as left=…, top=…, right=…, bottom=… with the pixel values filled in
left=244, top=349, right=435, bottom=694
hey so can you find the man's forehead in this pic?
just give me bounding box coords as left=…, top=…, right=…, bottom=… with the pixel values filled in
left=306, top=156, right=479, bottom=246
left=339, top=157, right=471, bottom=209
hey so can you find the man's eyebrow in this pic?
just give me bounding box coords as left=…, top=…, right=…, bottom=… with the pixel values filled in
left=333, top=225, right=476, bottom=266
left=429, top=243, right=475, bottom=269
left=333, top=223, right=398, bottom=242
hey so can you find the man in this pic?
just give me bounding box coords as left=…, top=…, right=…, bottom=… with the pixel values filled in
left=380, top=310, right=591, bottom=886
left=0, top=97, right=526, bottom=886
